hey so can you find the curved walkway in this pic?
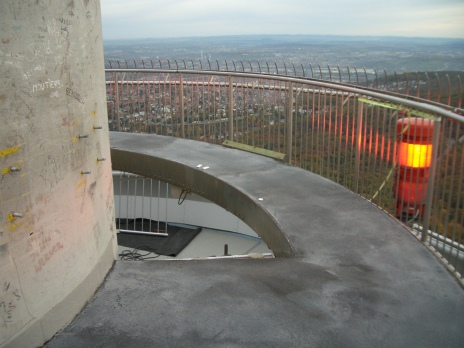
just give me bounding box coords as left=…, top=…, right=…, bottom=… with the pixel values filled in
left=46, top=133, right=464, bottom=347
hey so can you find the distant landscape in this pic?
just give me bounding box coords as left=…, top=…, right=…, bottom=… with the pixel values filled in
left=104, top=35, right=464, bottom=73
left=104, top=35, right=464, bottom=242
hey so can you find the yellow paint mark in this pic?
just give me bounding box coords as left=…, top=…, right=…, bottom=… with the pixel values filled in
left=67, top=119, right=80, bottom=130
left=9, top=222, right=24, bottom=232
left=7, top=213, right=15, bottom=222
left=91, top=111, right=96, bottom=117
left=77, top=179, right=87, bottom=188
left=0, top=145, right=20, bottom=158
left=72, top=136, right=78, bottom=142
left=2, top=165, right=21, bottom=175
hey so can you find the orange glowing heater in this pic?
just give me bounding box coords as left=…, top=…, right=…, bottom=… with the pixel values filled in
left=398, top=142, right=433, bottom=168
left=394, top=117, right=434, bottom=218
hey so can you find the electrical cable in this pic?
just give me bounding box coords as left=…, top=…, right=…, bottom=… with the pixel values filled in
left=178, top=189, right=188, bottom=205
left=405, top=209, right=421, bottom=226
left=119, top=246, right=161, bottom=260
left=370, top=109, right=411, bottom=202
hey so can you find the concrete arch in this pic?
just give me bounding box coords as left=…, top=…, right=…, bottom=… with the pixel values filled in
left=110, top=134, right=294, bottom=257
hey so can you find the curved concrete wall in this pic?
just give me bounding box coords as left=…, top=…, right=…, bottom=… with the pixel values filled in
left=0, top=1, right=116, bottom=347
left=110, top=134, right=295, bottom=257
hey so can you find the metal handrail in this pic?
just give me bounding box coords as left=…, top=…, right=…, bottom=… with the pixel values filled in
left=105, top=66, right=464, bottom=281
left=105, top=68, right=464, bottom=121
left=106, top=59, right=463, bottom=109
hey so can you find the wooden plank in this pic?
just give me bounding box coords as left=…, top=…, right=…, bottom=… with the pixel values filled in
left=222, top=140, right=286, bottom=160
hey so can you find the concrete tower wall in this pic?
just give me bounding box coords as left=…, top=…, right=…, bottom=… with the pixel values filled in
left=0, top=1, right=116, bottom=346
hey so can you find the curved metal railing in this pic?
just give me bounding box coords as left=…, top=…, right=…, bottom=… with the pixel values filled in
left=105, top=65, right=464, bottom=282
left=106, top=59, right=463, bottom=109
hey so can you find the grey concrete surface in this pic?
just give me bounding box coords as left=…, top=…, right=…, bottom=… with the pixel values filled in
left=0, top=1, right=116, bottom=346
left=46, top=133, right=464, bottom=347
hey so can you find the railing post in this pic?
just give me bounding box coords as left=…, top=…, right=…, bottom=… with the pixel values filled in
left=354, top=99, right=364, bottom=193
left=179, top=73, right=185, bottom=138
left=286, top=82, right=293, bottom=164
left=115, top=72, right=120, bottom=132
left=228, top=75, right=234, bottom=141
left=421, top=119, right=441, bottom=243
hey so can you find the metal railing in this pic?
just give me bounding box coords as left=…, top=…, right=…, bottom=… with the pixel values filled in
left=106, top=59, right=463, bottom=109
left=113, top=171, right=273, bottom=259
left=114, top=172, right=170, bottom=236
left=105, top=64, right=464, bottom=281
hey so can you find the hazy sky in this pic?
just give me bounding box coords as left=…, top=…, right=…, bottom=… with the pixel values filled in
left=100, top=0, right=464, bottom=40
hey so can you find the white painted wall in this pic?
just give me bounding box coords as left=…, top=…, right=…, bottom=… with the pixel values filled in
left=0, top=1, right=116, bottom=346
left=113, top=174, right=257, bottom=236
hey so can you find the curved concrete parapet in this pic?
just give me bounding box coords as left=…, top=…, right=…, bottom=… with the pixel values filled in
left=70, top=132, right=464, bottom=347
left=110, top=133, right=294, bottom=257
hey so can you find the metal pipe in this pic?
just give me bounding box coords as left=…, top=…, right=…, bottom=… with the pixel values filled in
left=119, top=229, right=168, bottom=237
left=354, top=100, right=364, bottom=193
left=286, top=82, right=293, bottom=164
left=421, top=119, right=441, bottom=242
left=115, top=72, right=120, bottom=131
left=179, top=73, right=185, bottom=138
left=446, top=74, right=451, bottom=106
left=457, top=75, right=462, bottom=108
left=435, top=72, right=441, bottom=104
left=228, top=75, right=234, bottom=141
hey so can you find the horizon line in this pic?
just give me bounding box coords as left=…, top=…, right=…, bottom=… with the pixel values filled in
left=103, top=33, right=464, bottom=42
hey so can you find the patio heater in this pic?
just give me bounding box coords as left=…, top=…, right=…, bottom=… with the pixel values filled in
left=394, top=117, right=435, bottom=219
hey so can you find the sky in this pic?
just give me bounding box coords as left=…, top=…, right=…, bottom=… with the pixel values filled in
left=100, top=0, right=464, bottom=40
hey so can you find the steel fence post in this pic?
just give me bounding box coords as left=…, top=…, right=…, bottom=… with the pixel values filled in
left=354, top=100, right=364, bottom=193
left=115, top=72, right=120, bottom=132
left=421, top=119, right=441, bottom=243
left=229, top=75, right=234, bottom=141
left=179, top=73, right=185, bottom=139
left=286, top=82, right=294, bottom=164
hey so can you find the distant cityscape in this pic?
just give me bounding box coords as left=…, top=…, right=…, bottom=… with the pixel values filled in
left=104, top=35, right=464, bottom=242
left=104, top=35, right=464, bottom=73
left=104, top=35, right=464, bottom=138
